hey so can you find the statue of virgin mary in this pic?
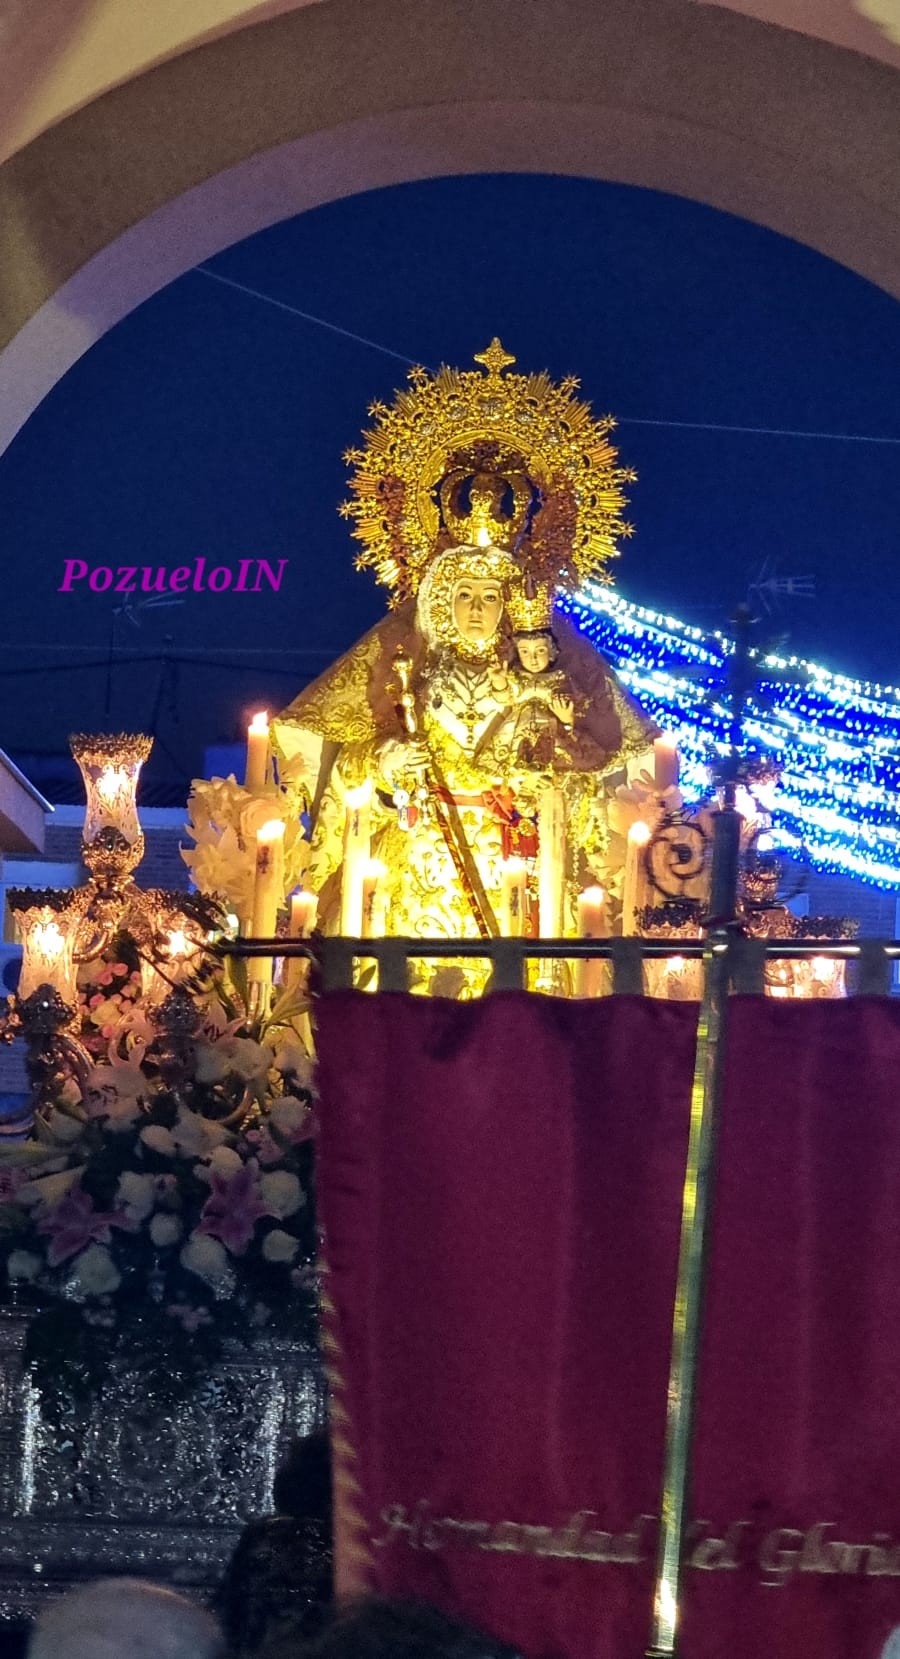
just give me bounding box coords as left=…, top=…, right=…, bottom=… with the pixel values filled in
left=272, top=343, right=657, bottom=981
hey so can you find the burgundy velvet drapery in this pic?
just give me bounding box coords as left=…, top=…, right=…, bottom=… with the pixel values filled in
left=316, top=992, right=900, bottom=1659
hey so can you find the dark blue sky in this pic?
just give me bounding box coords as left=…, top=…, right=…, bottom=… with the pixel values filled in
left=1, top=174, right=898, bottom=792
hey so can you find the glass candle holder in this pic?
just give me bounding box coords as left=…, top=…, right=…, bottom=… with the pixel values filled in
left=8, top=889, right=83, bottom=1007
left=140, top=917, right=206, bottom=1007
left=70, top=732, right=152, bottom=848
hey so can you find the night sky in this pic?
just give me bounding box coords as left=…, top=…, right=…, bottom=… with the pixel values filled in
left=1, top=174, right=898, bottom=796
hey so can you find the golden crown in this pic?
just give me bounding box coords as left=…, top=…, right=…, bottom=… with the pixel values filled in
left=339, top=340, right=636, bottom=606
left=506, top=579, right=555, bottom=633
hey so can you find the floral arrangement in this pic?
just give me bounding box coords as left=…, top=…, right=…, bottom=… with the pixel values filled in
left=181, top=771, right=310, bottom=920
left=0, top=944, right=318, bottom=1426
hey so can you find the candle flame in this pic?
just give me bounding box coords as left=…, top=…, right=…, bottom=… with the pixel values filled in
left=33, top=920, right=64, bottom=960
left=97, top=765, right=130, bottom=807
left=628, top=820, right=652, bottom=844
left=249, top=711, right=269, bottom=735
left=257, top=819, right=285, bottom=843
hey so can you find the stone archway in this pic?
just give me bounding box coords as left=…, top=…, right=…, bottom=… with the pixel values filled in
left=1, top=0, right=899, bottom=454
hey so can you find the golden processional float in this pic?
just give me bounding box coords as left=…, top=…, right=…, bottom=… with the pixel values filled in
left=1, top=346, right=868, bottom=1653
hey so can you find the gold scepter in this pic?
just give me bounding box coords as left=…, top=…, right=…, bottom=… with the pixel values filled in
left=390, top=646, right=498, bottom=941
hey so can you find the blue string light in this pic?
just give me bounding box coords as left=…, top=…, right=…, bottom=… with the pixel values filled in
left=566, top=584, right=900, bottom=890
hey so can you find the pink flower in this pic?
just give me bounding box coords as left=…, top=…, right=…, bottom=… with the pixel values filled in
left=37, top=1182, right=129, bottom=1267
left=166, top=1302, right=213, bottom=1332
left=198, top=1160, right=274, bottom=1255
left=244, top=1127, right=283, bottom=1167
left=112, top=964, right=129, bottom=978
left=98, top=969, right=114, bottom=986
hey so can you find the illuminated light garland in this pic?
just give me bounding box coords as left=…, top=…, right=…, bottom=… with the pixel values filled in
left=565, top=584, right=900, bottom=889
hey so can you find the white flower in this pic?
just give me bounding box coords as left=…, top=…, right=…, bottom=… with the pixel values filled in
left=259, top=1171, right=303, bottom=1218
left=140, top=1125, right=176, bottom=1156
left=180, top=1232, right=234, bottom=1293
left=171, top=1109, right=230, bottom=1157
left=68, top=1244, right=121, bottom=1297
left=261, top=1228, right=298, bottom=1264
left=269, top=1096, right=311, bottom=1137
left=7, top=1250, right=41, bottom=1282
left=240, top=796, right=287, bottom=842
left=206, top=1145, right=243, bottom=1178
left=194, top=1042, right=229, bottom=1085
left=272, top=1041, right=315, bottom=1093
left=43, top=1109, right=85, bottom=1146
left=87, top=1083, right=142, bottom=1131
left=116, top=1171, right=156, bottom=1223
left=226, top=1038, right=274, bottom=1082
left=149, top=1213, right=182, bottom=1249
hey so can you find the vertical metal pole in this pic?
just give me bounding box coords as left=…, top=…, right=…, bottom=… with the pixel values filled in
left=646, top=608, right=753, bottom=1656
left=645, top=924, right=731, bottom=1656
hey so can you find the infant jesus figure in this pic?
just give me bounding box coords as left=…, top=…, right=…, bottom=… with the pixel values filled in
left=503, top=625, right=578, bottom=770
left=486, top=573, right=582, bottom=767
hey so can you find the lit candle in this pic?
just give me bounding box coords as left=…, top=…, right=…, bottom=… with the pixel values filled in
left=249, top=819, right=285, bottom=984
left=289, top=890, right=318, bottom=938
left=576, top=885, right=607, bottom=998
left=537, top=784, right=567, bottom=939
left=500, top=857, right=527, bottom=938
left=340, top=782, right=372, bottom=937
left=283, top=890, right=318, bottom=995
left=141, top=926, right=198, bottom=1006
left=654, top=734, right=679, bottom=794
left=245, top=711, right=270, bottom=792
left=621, top=821, right=651, bottom=936
left=12, top=900, right=81, bottom=1006
left=70, top=733, right=151, bottom=849
left=361, top=860, right=387, bottom=939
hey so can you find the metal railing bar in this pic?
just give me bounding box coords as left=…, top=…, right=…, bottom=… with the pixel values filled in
left=222, top=936, right=900, bottom=963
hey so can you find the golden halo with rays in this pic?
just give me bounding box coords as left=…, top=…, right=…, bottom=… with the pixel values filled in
left=338, top=340, right=636, bottom=607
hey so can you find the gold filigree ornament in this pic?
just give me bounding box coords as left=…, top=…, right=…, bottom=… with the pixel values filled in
left=506, top=577, right=554, bottom=634
left=339, top=340, right=637, bottom=606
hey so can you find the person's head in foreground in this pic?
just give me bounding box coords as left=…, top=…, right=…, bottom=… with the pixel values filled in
left=273, top=1428, right=333, bottom=1523
left=28, top=1578, right=223, bottom=1659
left=296, top=1596, right=522, bottom=1658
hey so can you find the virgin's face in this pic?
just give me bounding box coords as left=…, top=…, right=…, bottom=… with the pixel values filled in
left=453, top=578, right=503, bottom=644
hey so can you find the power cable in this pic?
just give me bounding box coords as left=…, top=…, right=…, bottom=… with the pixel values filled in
left=193, top=265, right=900, bottom=449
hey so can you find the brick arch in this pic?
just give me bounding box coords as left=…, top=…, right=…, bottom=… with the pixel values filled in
left=1, top=0, right=898, bottom=454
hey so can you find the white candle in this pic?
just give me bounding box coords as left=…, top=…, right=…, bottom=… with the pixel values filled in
left=248, top=819, right=284, bottom=984
left=500, top=857, right=527, bottom=938
left=245, top=711, right=270, bottom=792
left=577, top=885, right=607, bottom=939
left=654, top=734, right=680, bottom=794
left=576, top=885, right=607, bottom=998
left=283, top=890, right=318, bottom=995
left=340, top=783, right=372, bottom=937
left=289, top=890, right=318, bottom=938
left=538, top=784, right=567, bottom=939
left=361, top=860, right=387, bottom=939
left=621, top=821, right=651, bottom=936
